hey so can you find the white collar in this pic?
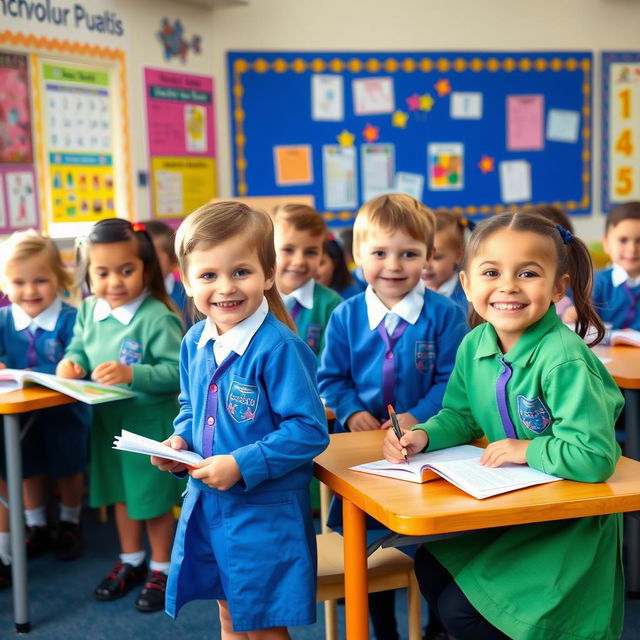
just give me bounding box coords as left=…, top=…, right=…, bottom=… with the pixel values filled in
left=437, top=272, right=460, bottom=298
left=197, top=297, right=269, bottom=362
left=365, top=281, right=425, bottom=330
left=281, top=278, right=315, bottom=310
left=12, top=297, right=62, bottom=332
left=93, top=293, right=147, bottom=325
left=611, top=263, right=640, bottom=288
left=164, top=273, right=175, bottom=295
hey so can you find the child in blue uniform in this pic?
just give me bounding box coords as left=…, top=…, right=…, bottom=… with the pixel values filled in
left=0, top=230, right=91, bottom=587
left=151, top=201, right=329, bottom=638
left=316, top=235, right=365, bottom=300
left=385, top=212, right=623, bottom=640
left=318, top=194, right=467, bottom=640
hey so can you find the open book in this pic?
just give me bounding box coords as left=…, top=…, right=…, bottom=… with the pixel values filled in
left=610, top=329, right=640, bottom=347
left=350, top=444, right=561, bottom=499
left=113, top=429, right=204, bottom=468
left=0, top=369, right=136, bottom=405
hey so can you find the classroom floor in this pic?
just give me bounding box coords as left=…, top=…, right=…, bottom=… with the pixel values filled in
left=0, top=509, right=638, bottom=640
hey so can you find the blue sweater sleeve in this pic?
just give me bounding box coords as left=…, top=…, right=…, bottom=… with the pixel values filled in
left=172, top=334, right=195, bottom=451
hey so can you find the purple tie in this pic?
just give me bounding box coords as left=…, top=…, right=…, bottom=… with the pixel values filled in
left=24, top=328, right=43, bottom=369
left=288, top=299, right=302, bottom=322
left=376, top=319, right=409, bottom=411
left=496, top=357, right=518, bottom=439
left=621, top=283, right=640, bottom=329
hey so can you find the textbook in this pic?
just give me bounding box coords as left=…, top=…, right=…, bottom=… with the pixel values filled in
left=350, top=444, right=561, bottom=499
left=0, top=369, right=136, bottom=405
left=113, top=429, right=204, bottom=468
left=610, top=329, right=640, bottom=347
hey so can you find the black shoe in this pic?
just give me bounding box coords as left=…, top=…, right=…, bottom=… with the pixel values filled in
left=135, top=570, right=167, bottom=612
left=25, top=525, right=52, bottom=559
left=54, top=521, right=83, bottom=561
left=0, top=559, right=10, bottom=589
left=94, top=561, right=148, bottom=601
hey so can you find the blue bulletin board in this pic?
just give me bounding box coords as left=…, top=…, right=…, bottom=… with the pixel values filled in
left=228, top=51, right=592, bottom=225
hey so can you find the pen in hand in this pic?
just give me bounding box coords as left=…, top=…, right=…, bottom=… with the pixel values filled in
left=387, top=404, right=408, bottom=462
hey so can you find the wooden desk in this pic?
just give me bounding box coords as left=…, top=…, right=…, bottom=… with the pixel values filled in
left=0, top=387, right=75, bottom=634
left=314, top=430, right=640, bottom=639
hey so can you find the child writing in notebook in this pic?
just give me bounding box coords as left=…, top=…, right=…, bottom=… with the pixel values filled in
left=318, top=194, right=467, bottom=640
left=150, top=201, right=329, bottom=638
left=56, top=219, right=184, bottom=612
left=0, top=230, right=91, bottom=586
left=271, top=203, right=343, bottom=356
left=384, top=211, right=624, bottom=640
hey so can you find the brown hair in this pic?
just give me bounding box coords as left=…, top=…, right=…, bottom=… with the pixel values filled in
left=271, top=203, right=327, bottom=239
left=141, top=219, right=177, bottom=263
left=523, top=204, right=574, bottom=234
left=605, top=201, right=640, bottom=231
left=463, top=211, right=604, bottom=345
left=0, top=229, right=74, bottom=296
left=434, top=210, right=467, bottom=253
left=175, top=201, right=295, bottom=331
left=353, top=194, right=436, bottom=262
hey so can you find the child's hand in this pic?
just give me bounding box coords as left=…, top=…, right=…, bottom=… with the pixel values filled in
left=480, top=439, right=531, bottom=467
left=346, top=411, right=380, bottom=432
left=562, top=305, right=578, bottom=324
left=380, top=411, right=418, bottom=431
left=56, top=358, right=85, bottom=379
left=190, top=455, right=241, bottom=490
left=91, top=361, right=132, bottom=385
left=150, top=436, right=189, bottom=473
left=0, top=362, right=5, bottom=370
left=383, top=428, right=428, bottom=462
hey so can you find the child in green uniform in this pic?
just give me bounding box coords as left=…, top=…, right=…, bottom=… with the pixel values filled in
left=57, top=219, right=184, bottom=613
left=384, top=211, right=624, bottom=640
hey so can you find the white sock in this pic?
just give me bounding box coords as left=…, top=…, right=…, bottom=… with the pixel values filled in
left=120, top=550, right=146, bottom=567
left=0, top=532, right=11, bottom=564
left=24, top=507, right=46, bottom=528
left=149, top=560, right=170, bottom=575
left=59, top=504, right=81, bottom=524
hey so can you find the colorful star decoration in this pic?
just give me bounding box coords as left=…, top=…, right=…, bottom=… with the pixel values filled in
left=336, top=129, right=355, bottom=147
left=434, top=78, right=452, bottom=97
left=392, top=110, right=409, bottom=128
left=362, top=123, right=379, bottom=143
left=419, top=94, right=435, bottom=112
left=478, top=155, right=495, bottom=174
left=405, top=93, right=421, bottom=111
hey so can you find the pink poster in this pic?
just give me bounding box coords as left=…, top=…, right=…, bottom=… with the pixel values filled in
left=144, top=68, right=215, bottom=157
left=506, top=94, right=544, bottom=151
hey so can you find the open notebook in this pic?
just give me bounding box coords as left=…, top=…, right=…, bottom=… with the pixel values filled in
left=350, top=444, right=561, bottom=499
left=610, top=329, right=640, bottom=347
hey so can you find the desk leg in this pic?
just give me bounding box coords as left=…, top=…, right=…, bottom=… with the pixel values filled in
left=343, top=498, right=368, bottom=640
left=624, top=389, right=640, bottom=597
left=4, top=414, right=30, bottom=633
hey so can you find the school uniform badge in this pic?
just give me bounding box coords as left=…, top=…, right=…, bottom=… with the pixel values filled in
left=415, top=341, right=435, bottom=373
left=44, top=339, right=63, bottom=363
left=118, top=339, right=143, bottom=365
left=517, top=395, right=552, bottom=434
left=305, top=324, right=322, bottom=353
left=227, top=379, right=260, bottom=423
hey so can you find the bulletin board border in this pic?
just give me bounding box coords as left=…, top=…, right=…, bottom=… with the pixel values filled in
left=230, top=52, right=592, bottom=223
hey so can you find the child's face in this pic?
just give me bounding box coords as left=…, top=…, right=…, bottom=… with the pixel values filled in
left=151, top=237, right=175, bottom=279
left=460, top=228, right=568, bottom=353
left=183, top=235, right=274, bottom=335
left=603, top=219, right=640, bottom=278
left=88, top=240, right=145, bottom=309
left=356, top=226, right=428, bottom=308
left=4, top=253, right=59, bottom=318
left=274, top=222, right=323, bottom=295
left=421, top=230, right=463, bottom=291
left=315, top=251, right=335, bottom=287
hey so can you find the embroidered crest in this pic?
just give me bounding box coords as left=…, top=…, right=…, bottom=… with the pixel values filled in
left=118, top=339, right=143, bottom=365
left=43, top=339, right=63, bottom=363
left=517, top=395, right=552, bottom=434
left=227, top=378, right=260, bottom=423
left=305, top=324, right=322, bottom=354
left=415, top=341, right=435, bottom=373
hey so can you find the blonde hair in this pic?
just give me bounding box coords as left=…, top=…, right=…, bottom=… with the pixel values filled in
left=271, top=203, right=327, bottom=239
left=353, top=194, right=436, bottom=263
left=0, top=229, right=74, bottom=296
left=175, top=201, right=295, bottom=331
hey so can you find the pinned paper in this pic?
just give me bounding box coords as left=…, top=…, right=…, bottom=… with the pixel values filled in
left=322, top=145, right=357, bottom=210
left=274, top=145, right=313, bottom=186
left=361, top=143, right=395, bottom=202
left=507, top=95, right=544, bottom=151
left=546, top=109, right=580, bottom=143
left=352, top=77, right=395, bottom=115
left=6, top=171, right=36, bottom=228
left=312, top=74, right=344, bottom=122
left=499, top=160, right=531, bottom=203
left=450, top=92, right=483, bottom=119
left=428, top=143, right=464, bottom=191
left=393, top=172, right=424, bottom=201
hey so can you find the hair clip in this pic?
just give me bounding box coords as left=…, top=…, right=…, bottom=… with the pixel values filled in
left=327, top=232, right=336, bottom=242
left=556, top=225, right=573, bottom=244
left=74, top=234, right=85, bottom=248
left=459, top=217, right=476, bottom=231
left=132, top=222, right=147, bottom=233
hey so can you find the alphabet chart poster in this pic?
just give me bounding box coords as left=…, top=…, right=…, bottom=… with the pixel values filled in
left=602, top=52, right=640, bottom=210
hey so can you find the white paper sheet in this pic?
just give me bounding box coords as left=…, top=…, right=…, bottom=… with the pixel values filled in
left=352, top=77, right=395, bottom=115
left=499, top=160, right=532, bottom=203
left=450, top=92, right=483, bottom=119
left=361, top=143, right=395, bottom=201
left=312, top=74, right=344, bottom=121
left=393, top=171, right=424, bottom=201
left=322, top=145, right=357, bottom=209
left=546, top=109, right=580, bottom=143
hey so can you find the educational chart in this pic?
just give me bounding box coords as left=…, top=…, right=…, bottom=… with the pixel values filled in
left=602, top=52, right=640, bottom=210
left=0, top=50, right=39, bottom=233
left=228, top=52, right=592, bottom=224
left=41, top=62, right=116, bottom=224
left=144, top=68, right=217, bottom=221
